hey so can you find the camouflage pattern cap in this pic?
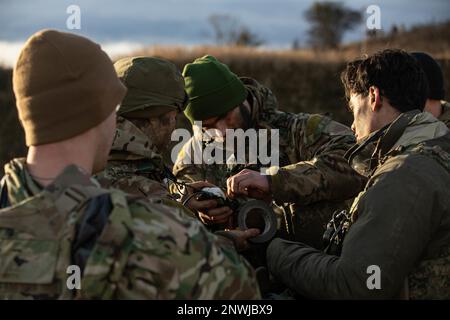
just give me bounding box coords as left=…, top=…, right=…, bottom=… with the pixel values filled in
left=114, top=56, right=187, bottom=118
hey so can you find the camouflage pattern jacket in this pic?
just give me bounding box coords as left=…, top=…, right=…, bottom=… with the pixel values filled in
left=267, top=111, right=450, bottom=299
left=96, top=116, right=171, bottom=199
left=173, top=77, right=366, bottom=247
left=439, top=100, right=450, bottom=128
left=0, top=158, right=260, bottom=299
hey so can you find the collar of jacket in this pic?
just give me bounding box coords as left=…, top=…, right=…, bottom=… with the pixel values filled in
left=1, top=158, right=97, bottom=206
left=109, top=116, right=163, bottom=162
left=345, top=110, right=448, bottom=177
left=392, top=110, right=449, bottom=150
left=2, top=158, right=42, bottom=205
left=241, top=77, right=279, bottom=128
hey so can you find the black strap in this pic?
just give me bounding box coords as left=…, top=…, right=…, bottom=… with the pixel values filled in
left=345, top=110, right=421, bottom=168
left=345, top=124, right=389, bottom=164
left=377, top=110, right=421, bottom=157
left=239, top=95, right=254, bottom=130
left=71, top=193, right=113, bottom=274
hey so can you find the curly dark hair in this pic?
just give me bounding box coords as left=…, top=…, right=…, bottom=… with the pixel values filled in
left=341, top=49, right=429, bottom=112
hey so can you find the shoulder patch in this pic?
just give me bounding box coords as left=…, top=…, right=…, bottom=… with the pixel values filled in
left=304, top=114, right=332, bottom=146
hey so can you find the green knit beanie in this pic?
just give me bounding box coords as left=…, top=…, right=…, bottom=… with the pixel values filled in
left=182, top=55, right=247, bottom=123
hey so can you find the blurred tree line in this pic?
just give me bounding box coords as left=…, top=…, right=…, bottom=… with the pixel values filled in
left=208, top=2, right=364, bottom=49
left=0, top=2, right=449, bottom=174
left=305, top=2, right=362, bottom=49
left=0, top=68, right=26, bottom=175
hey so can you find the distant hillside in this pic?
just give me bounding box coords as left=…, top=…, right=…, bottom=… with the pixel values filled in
left=128, top=21, right=450, bottom=63
left=1, top=21, right=449, bottom=174
left=0, top=67, right=25, bottom=173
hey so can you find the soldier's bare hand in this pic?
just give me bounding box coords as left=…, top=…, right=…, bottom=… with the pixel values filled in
left=218, top=228, right=260, bottom=252
left=226, top=169, right=272, bottom=201
left=198, top=206, right=233, bottom=225
left=183, top=181, right=233, bottom=225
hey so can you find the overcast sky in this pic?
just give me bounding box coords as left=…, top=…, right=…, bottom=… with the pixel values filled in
left=0, top=0, right=449, bottom=65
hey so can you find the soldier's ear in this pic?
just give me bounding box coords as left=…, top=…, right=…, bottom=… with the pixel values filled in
left=369, top=86, right=382, bottom=112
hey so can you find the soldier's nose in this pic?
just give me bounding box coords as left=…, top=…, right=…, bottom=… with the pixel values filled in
left=216, top=123, right=227, bottom=137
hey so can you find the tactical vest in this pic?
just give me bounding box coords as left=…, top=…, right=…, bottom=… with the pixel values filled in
left=0, top=168, right=136, bottom=299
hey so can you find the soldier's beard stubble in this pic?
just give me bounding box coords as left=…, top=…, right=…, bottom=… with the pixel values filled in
left=93, top=112, right=117, bottom=174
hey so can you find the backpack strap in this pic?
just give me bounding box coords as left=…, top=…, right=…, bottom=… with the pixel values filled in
left=76, top=190, right=134, bottom=299
left=0, top=177, right=9, bottom=209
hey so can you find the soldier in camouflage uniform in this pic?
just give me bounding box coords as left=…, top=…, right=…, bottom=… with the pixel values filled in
left=0, top=30, right=260, bottom=299
left=412, top=52, right=450, bottom=128
left=440, top=100, right=450, bottom=127
left=267, top=50, right=450, bottom=299
left=174, top=55, right=365, bottom=248
left=96, top=57, right=187, bottom=199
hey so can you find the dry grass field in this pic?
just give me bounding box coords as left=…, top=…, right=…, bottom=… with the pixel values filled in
left=1, top=21, right=449, bottom=174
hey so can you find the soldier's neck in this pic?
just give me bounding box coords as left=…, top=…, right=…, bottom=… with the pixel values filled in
left=424, top=99, right=442, bottom=119
left=26, top=144, right=94, bottom=187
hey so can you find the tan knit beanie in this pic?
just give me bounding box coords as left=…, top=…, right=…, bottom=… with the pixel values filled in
left=13, top=29, right=127, bottom=146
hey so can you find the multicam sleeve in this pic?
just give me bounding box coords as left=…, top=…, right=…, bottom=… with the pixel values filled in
left=171, top=136, right=230, bottom=191
left=116, top=199, right=261, bottom=300
left=269, top=114, right=366, bottom=205
left=172, top=136, right=208, bottom=184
